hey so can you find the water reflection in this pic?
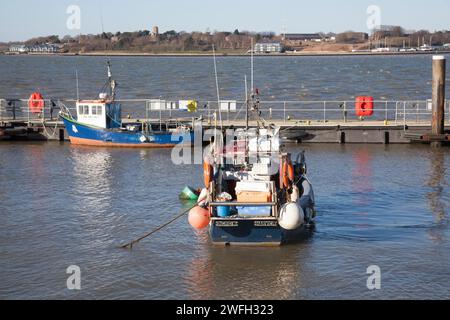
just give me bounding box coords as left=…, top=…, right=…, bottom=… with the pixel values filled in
left=70, top=146, right=114, bottom=223
left=351, top=149, right=374, bottom=214
left=184, top=243, right=306, bottom=300
left=425, top=149, right=449, bottom=243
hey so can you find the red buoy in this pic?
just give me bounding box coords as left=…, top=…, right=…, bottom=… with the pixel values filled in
left=28, top=92, right=45, bottom=113
left=188, top=206, right=210, bottom=230
left=355, top=96, right=374, bottom=117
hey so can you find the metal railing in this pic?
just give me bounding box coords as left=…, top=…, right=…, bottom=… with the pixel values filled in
left=1, top=98, right=449, bottom=127
left=0, top=98, right=61, bottom=123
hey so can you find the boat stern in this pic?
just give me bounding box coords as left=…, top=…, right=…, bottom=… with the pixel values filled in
left=209, top=217, right=282, bottom=246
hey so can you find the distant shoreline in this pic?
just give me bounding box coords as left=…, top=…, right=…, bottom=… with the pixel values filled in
left=2, top=50, right=450, bottom=58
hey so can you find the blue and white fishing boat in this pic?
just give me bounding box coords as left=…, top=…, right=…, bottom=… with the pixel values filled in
left=60, top=62, right=192, bottom=148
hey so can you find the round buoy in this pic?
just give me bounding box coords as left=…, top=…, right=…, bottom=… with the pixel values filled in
left=188, top=206, right=210, bottom=230
left=278, top=203, right=304, bottom=230
left=28, top=92, right=45, bottom=113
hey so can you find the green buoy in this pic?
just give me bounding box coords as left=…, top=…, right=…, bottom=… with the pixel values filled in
left=179, top=186, right=199, bottom=201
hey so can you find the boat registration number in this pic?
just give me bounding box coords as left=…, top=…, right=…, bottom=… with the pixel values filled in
left=215, top=221, right=239, bottom=227
left=254, top=221, right=278, bottom=227
left=215, top=221, right=278, bottom=228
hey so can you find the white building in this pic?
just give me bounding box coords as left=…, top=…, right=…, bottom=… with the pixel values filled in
left=254, top=42, right=282, bottom=54
left=9, top=45, right=28, bottom=53
left=9, top=44, right=61, bottom=54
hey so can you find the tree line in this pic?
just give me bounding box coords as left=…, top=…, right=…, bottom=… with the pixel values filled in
left=4, top=27, right=450, bottom=53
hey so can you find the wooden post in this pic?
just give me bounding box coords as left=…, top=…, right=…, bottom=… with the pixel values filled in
left=59, top=128, right=65, bottom=141
left=431, top=55, right=446, bottom=135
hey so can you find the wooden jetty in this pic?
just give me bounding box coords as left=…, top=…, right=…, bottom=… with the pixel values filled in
left=0, top=116, right=446, bottom=145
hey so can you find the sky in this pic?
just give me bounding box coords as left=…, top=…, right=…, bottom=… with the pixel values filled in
left=0, top=0, right=449, bottom=42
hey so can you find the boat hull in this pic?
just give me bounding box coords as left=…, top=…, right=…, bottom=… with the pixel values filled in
left=209, top=218, right=282, bottom=246
left=61, top=116, right=192, bottom=148
left=209, top=218, right=314, bottom=246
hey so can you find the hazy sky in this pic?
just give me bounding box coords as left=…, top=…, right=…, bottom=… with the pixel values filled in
left=1, top=0, right=449, bottom=42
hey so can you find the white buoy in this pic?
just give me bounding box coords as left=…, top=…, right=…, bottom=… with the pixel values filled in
left=278, top=203, right=304, bottom=230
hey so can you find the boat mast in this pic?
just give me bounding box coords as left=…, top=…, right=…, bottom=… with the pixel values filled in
left=107, top=61, right=117, bottom=101
left=75, top=69, right=80, bottom=102
left=251, top=38, right=254, bottom=95
left=212, top=44, right=223, bottom=130
left=245, top=74, right=249, bottom=131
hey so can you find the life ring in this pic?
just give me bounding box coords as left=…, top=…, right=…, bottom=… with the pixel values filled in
left=28, top=92, right=45, bottom=113
left=203, top=159, right=213, bottom=188
left=282, top=160, right=295, bottom=188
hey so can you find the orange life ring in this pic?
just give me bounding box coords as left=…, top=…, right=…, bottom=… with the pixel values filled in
left=28, top=92, right=45, bottom=113
left=282, top=160, right=295, bottom=188
left=203, top=159, right=213, bottom=188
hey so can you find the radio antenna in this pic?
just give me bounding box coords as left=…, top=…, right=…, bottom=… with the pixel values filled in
left=251, top=38, right=254, bottom=94
left=212, top=44, right=223, bottom=130
left=75, top=69, right=80, bottom=101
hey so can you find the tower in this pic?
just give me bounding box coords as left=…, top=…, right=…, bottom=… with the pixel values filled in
left=151, top=26, right=159, bottom=37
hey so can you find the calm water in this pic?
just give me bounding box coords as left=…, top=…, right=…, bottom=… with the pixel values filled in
left=0, top=55, right=449, bottom=299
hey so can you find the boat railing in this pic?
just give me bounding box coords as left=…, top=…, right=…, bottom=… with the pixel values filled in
left=0, top=98, right=61, bottom=124
left=1, top=98, right=449, bottom=126
left=58, top=101, right=74, bottom=120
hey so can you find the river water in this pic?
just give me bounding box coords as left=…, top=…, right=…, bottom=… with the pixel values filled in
left=0, top=55, right=449, bottom=299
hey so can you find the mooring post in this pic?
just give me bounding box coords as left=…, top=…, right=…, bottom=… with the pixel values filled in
left=431, top=55, right=446, bottom=136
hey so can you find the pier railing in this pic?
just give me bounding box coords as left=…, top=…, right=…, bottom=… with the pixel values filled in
left=1, top=98, right=450, bottom=127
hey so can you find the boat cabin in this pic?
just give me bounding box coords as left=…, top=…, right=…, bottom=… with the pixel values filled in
left=76, top=97, right=121, bottom=129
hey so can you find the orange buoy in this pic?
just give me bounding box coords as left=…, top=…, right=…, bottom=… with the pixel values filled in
left=28, top=92, right=45, bottom=113
left=355, top=96, right=374, bottom=117
left=282, top=160, right=295, bottom=188
left=188, top=206, right=210, bottom=230
left=203, top=158, right=213, bottom=188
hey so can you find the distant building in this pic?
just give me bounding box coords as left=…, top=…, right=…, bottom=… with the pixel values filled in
left=371, top=47, right=399, bottom=53
left=9, top=44, right=28, bottom=53
left=336, top=32, right=369, bottom=44
left=254, top=42, right=282, bottom=53
left=151, top=26, right=159, bottom=37
left=283, top=33, right=322, bottom=42
left=9, top=44, right=61, bottom=54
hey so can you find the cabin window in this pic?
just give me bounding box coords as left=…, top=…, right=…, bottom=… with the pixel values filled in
left=78, top=105, right=94, bottom=115
left=78, top=105, right=88, bottom=115
left=91, top=105, right=102, bottom=116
